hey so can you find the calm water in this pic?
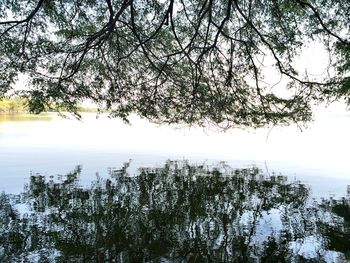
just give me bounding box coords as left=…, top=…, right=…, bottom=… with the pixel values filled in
left=0, top=111, right=350, bottom=262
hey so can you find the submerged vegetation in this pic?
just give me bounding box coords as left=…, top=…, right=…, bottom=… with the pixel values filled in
left=0, top=160, right=349, bottom=262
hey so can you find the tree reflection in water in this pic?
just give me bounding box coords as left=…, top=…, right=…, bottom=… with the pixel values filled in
left=0, top=161, right=349, bottom=262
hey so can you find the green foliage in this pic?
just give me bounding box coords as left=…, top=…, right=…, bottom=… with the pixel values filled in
left=0, top=97, right=27, bottom=112
left=0, top=0, right=349, bottom=128
left=0, top=97, right=96, bottom=113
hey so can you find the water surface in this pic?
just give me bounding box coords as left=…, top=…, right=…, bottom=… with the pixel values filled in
left=0, top=111, right=349, bottom=197
left=0, top=110, right=350, bottom=261
left=1, top=161, right=349, bottom=262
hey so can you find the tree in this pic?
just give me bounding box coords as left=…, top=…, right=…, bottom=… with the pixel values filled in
left=0, top=0, right=349, bottom=128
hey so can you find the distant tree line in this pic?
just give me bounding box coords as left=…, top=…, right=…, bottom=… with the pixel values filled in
left=0, top=97, right=96, bottom=114
left=0, top=97, right=27, bottom=112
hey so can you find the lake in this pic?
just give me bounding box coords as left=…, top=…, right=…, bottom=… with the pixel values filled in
left=0, top=109, right=349, bottom=262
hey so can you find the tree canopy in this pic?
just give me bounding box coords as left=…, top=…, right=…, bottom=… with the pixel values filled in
left=0, top=0, right=349, bottom=128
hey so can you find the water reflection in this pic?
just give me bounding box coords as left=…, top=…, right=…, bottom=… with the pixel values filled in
left=0, top=161, right=349, bottom=262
